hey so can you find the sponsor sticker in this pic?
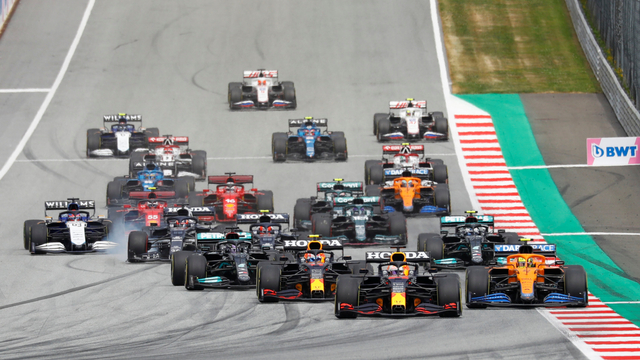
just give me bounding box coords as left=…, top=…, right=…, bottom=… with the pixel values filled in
left=494, top=244, right=556, bottom=252
left=366, top=251, right=429, bottom=260
left=587, top=137, right=640, bottom=166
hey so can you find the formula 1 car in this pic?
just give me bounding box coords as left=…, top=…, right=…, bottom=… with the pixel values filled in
left=256, top=238, right=367, bottom=302
left=465, top=244, right=588, bottom=308
left=127, top=206, right=217, bottom=262
left=416, top=211, right=523, bottom=268
left=129, top=136, right=207, bottom=181
left=23, top=199, right=116, bottom=254
left=236, top=212, right=298, bottom=252
left=228, top=69, right=296, bottom=110
left=106, top=164, right=194, bottom=206
left=187, top=173, right=274, bottom=222
left=374, top=99, right=448, bottom=141
left=364, top=144, right=448, bottom=185
left=366, top=171, right=450, bottom=216
left=310, top=198, right=408, bottom=246
left=107, top=198, right=171, bottom=236
left=293, top=179, right=368, bottom=230
left=86, top=114, right=159, bottom=157
left=272, top=118, right=348, bottom=162
left=334, top=250, right=461, bottom=318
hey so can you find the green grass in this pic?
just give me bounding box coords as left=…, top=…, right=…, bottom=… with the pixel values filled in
left=440, top=0, right=600, bottom=93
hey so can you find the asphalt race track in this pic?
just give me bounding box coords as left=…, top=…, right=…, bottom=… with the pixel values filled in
left=0, top=1, right=587, bottom=359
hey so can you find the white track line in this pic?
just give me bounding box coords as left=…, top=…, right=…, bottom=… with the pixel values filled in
left=0, top=88, right=51, bottom=93
left=0, top=0, right=95, bottom=182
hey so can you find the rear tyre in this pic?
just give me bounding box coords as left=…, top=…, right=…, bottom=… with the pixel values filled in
left=331, top=131, right=345, bottom=139
left=185, top=254, right=207, bottom=290
left=417, top=233, right=444, bottom=261
left=564, top=265, right=588, bottom=307
left=435, top=116, right=448, bottom=139
left=387, top=213, right=407, bottom=243
left=364, top=160, right=382, bottom=185
left=334, top=276, right=360, bottom=318
left=257, top=264, right=281, bottom=302
left=29, top=224, right=48, bottom=255
left=257, top=190, right=274, bottom=212
left=347, top=261, right=373, bottom=275
left=294, top=198, right=312, bottom=228
left=23, top=219, right=41, bottom=250
left=272, top=132, right=288, bottom=162
left=373, top=113, right=387, bottom=135
left=188, top=191, right=203, bottom=207
left=435, top=183, right=450, bottom=213
left=174, top=179, right=190, bottom=199
left=365, top=184, right=381, bottom=197
left=466, top=266, right=490, bottom=308
left=436, top=275, right=461, bottom=317
left=127, top=231, right=148, bottom=262
left=171, top=251, right=190, bottom=286
left=192, top=150, right=207, bottom=179
left=129, top=152, right=145, bottom=177
left=432, top=164, right=448, bottom=184
left=311, top=213, right=332, bottom=237
left=86, top=129, right=101, bottom=158
left=333, top=137, right=348, bottom=161
left=144, top=128, right=160, bottom=144
left=502, top=232, right=522, bottom=245
left=106, top=181, right=123, bottom=205
left=376, top=118, right=390, bottom=141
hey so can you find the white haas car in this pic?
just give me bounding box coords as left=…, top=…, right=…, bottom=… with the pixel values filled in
left=228, top=69, right=297, bottom=110
left=364, top=143, right=448, bottom=185
left=373, top=99, right=448, bottom=142
left=129, top=136, right=207, bottom=181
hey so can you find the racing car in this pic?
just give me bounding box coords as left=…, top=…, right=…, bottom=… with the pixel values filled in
left=374, top=99, right=448, bottom=141
left=228, top=69, right=296, bottom=110
left=129, top=136, right=207, bottom=181
left=256, top=238, right=369, bottom=302
left=310, top=198, right=407, bottom=246
left=106, top=164, right=194, bottom=206
left=23, top=199, right=116, bottom=254
left=108, top=198, right=171, bottom=235
left=366, top=171, right=450, bottom=216
left=334, top=250, right=461, bottom=318
left=187, top=173, right=274, bottom=222
left=237, top=211, right=299, bottom=253
left=86, top=113, right=159, bottom=157
left=416, top=211, right=523, bottom=268
left=293, top=179, right=369, bottom=230
left=364, top=143, right=448, bottom=185
left=465, top=244, right=588, bottom=308
left=272, top=117, right=348, bottom=162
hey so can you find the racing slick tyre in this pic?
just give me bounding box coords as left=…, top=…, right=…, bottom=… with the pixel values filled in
left=331, top=131, right=345, bottom=140
left=294, top=198, right=312, bottom=226
left=466, top=266, right=490, bottom=308
left=348, top=261, right=374, bottom=275
left=171, top=251, right=190, bottom=286
left=188, top=191, right=203, bottom=207
left=29, top=224, right=48, bottom=254
left=434, top=116, right=449, bottom=139
left=106, top=181, right=123, bottom=205
left=564, top=265, right=588, bottom=307
left=143, top=128, right=160, bottom=145
left=430, top=159, right=445, bottom=166
left=257, top=190, right=275, bottom=212
left=272, top=132, right=288, bottom=162
left=127, top=231, right=148, bottom=262
left=433, top=164, right=448, bottom=184
left=333, top=137, right=348, bottom=161
left=365, top=184, right=381, bottom=197
left=86, top=129, right=101, bottom=158
left=376, top=118, right=390, bottom=141
left=431, top=111, right=444, bottom=119
left=228, top=82, right=243, bottom=108
left=129, top=152, right=145, bottom=177
left=436, top=275, right=461, bottom=317
left=282, top=81, right=296, bottom=108
left=192, top=150, right=207, bottom=179
left=417, top=233, right=444, bottom=262
left=23, top=219, right=41, bottom=250
left=387, top=213, right=407, bottom=243
left=502, top=232, right=522, bottom=245
left=334, top=276, right=361, bottom=319
left=311, top=213, right=332, bottom=237
left=185, top=253, right=207, bottom=290
left=257, top=263, right=281, bottom=303
left=364, top=160, right=384, bottom=185
left=373, top=113, right=388, bottom=136
left=174, top=178, right=190, bottom=199
left=434, top=183, right=450, bottom=214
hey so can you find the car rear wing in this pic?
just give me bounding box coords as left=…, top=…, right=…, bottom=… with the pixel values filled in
left=333, top=196, right=380, bottom=206
left=389, top=100, right=426, bottom=109
left=208, top=175, right=254, bottom=185
left=128, top=191, right=176, bottom=200
left=197, top=231, right=252, bottom=241
left=365, top=251, right=430, bottom=262
left=164, top=206, right=216, bottom=216
left=494, top=244, right=557, bottom=258
left=289, top=118, right=328, bottom=128
left=147, top=136, right=189, bottom=146
left=236, top=213, right=290, bottom=224
left=103, top=114, right=142, bottom=122
left=382, top=144, right=424, bottom=155
left=440, top=215, right=494, bottom=228
left=243, top=70, right=278, bottom=78
left=282, top=239, right=343, bottom=251
left=44, top=200, right=95, bottom=211
left=317, top=181, right=363, bottom=193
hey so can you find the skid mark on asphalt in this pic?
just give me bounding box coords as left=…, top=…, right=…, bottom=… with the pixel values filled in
left=267, top=303, right=301, bottom=335
left=0, top=264, right=159, bottom=311
left=21, top=143, right=79, bottom=185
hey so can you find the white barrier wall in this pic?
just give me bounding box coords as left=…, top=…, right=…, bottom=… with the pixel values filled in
left=1, top=0, right=17, bottom=30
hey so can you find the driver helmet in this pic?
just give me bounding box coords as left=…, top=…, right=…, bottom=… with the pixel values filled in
left=118, top=115, right=127, bottom=124
left=163, top=137, right=174, bottom=146
left=406, top=110, right=412, bottom=117
left=258, top=226, right=273, bottom=235
left=304, top=253, right=325, bottom=264
left=465, top=226, right=474, bottom=236
left=225, top=185, right=236, bottom=193
left=386, top=264, right=409, bottom=277
left=352, top=206, right=364, bottom=215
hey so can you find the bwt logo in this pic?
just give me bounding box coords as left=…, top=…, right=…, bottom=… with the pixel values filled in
left=592, top=144, right=637, bottom=158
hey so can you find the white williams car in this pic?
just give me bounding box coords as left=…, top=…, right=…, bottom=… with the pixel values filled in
left=86, top=113, right=159, bottom=157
